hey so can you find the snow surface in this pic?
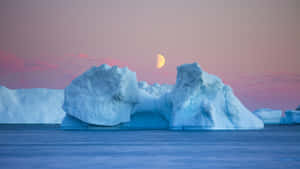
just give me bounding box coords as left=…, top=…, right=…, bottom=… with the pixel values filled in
left=253, top=108, right=283, bottom=124
left=138, top=81, right=173, bottom=97
left=62, top=63, right=264, bottom=129
left=0, top=85, right=65, bottom=123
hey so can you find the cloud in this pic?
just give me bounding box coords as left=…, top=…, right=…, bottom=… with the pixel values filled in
left=25, top=61, right=58, bottom=71
left=0, top=50, right=60, bottom=75
left=0, top=50, right=25, bottom=74
left=78, top=53, right=89, bottom=58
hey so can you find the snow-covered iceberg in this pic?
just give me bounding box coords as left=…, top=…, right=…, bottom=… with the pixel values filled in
left=253, top=108, right=283, bottom=124
left=62, top=63, right=264, bottom=130
left=0, top=85, right=65, bottom=123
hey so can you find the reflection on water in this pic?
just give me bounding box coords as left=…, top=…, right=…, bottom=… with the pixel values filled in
left=0, top=125, right=300, bottom=169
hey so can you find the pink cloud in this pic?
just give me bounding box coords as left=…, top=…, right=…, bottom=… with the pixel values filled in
left=79, top=53, right=89, bottom=58
left=0, top=50, right=59, bottom=75
left=0, top=50, right=25, bottom=74
left=25, top=61, right=58, bottom=71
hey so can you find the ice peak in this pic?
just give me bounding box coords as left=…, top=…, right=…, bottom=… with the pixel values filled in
left=175, top=62, right=204, bottom=89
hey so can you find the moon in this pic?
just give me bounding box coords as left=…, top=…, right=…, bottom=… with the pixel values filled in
left=156, top=53, right=165, bottom=69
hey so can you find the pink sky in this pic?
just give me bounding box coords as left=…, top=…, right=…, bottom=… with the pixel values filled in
left=0, top=0, right=299, bottom=111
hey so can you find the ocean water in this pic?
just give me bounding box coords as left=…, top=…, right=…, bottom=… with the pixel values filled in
left=0, top=125, right=300, bottom=169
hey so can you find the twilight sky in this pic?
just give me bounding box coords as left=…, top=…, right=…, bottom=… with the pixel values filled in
left=0, top=0, right=299, bottom=111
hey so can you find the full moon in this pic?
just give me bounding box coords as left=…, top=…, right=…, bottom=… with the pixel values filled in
left=156, top=53, right=165, bottom=69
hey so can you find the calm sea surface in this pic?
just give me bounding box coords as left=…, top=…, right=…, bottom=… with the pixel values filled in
left=0, top=125, right=299, bottom=169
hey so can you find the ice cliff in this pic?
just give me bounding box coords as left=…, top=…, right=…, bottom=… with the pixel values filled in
left=62, top=63, right=264, bottom=129
left=0, top=86, right=65, bottom=123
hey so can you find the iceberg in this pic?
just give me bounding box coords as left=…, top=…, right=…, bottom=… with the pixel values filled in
left=280, top=105, right=300, bottom=124
left=253, top=108, right=283, bottom=124
left=63, top=64, right=139, bottom=126
left=281, top=110, right=300, bottom=124
left=165, top=63, right=263, bottom=129
left=296, top=105, right=300, bottom=111
left=62, top=63, right=264, bottom=130
left=0, top=85, right=65, bottom=123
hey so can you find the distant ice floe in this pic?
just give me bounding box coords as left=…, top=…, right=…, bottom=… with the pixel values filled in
left=253, top=107, right=300, bottom=125
left=281, top=110, right=300, bottom=124
left=253, top=108, right=283, bottom=124
left=0, top=86, right=65, bottom=124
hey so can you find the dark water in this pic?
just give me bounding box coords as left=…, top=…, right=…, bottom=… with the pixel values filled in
left=0, top=125, right=300, bottom=169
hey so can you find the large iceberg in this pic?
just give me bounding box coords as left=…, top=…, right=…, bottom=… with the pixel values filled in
left=165, top=63, right=263, bottom=129
left=63, top=65, right=139, bottom=126
left=253, top=108, right=283, bottom=124
left=62, top=63, right=264, bottom=130
left=0, top=86, right=65, bottom=123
